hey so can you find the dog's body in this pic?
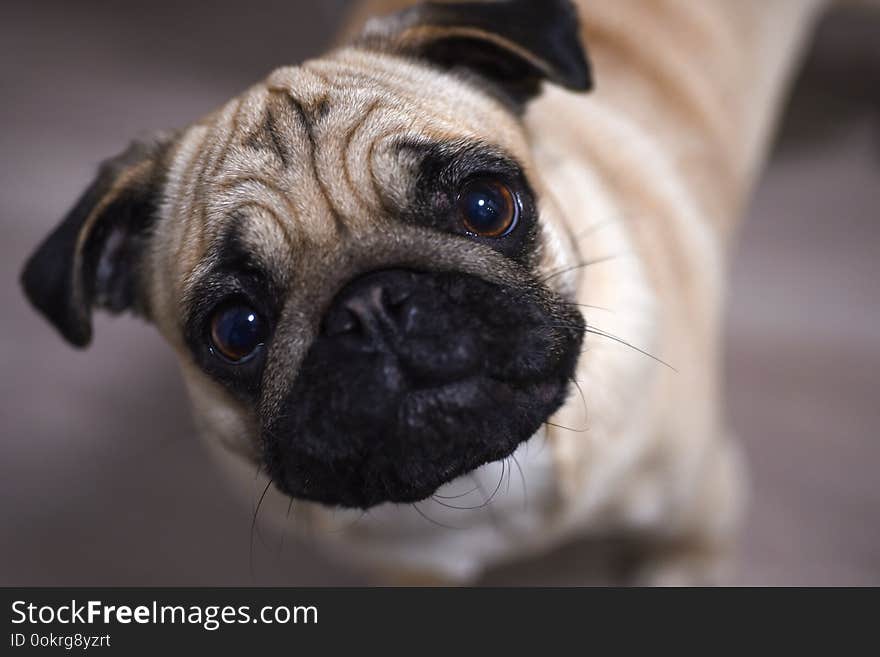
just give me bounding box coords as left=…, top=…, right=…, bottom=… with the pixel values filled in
left=22, top=0, right=835, bottom=583
left=285, top=0, right=827, bottom=583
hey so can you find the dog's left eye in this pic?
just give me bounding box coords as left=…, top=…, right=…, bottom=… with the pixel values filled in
left=209, top=303, right=265, bottom=363
left=457, top=178, right=519, bottom=238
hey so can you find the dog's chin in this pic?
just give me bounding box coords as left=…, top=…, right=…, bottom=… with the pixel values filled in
left=265, top=375, right=570, bottom=509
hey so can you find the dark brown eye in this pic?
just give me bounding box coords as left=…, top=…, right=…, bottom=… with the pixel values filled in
left=457, top=178, right=519, bottom=238
left=210, top=303, right=264, bottom=362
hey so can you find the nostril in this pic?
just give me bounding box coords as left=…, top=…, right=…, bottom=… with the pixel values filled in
left=386, top=285, right=412, bottom=308
left=322, top=271, right=420, bottom=341
left=322, top=306, right=359, bottom=337
left=384, top=283, right=416, bottom=331
left=363, top=283, right=415, bottom=334
left=391, top=296, right=420, bottom=333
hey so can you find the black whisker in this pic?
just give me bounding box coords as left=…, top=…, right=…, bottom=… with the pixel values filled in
left=486, top=459, right=506, bottom=506
left=583, top=326, right=676, bottom=371
left=540, top=254, right=622, bottom=285
left=277, top=497, right=295, bottom=559
left=545, top=420, right=589, bottom=433
left=511, top=454, right=528, bottom=511
left=571, top=302, right=613, bottom=312
left=441, top=460, right=508, bottom=512
left=570, top=377, right=589, bottom=428
left=412, top=502, right=463, bottom=530
left=248, top=466, right=275, bottom=553
left=431, top=496, right=494, bottom=511
left=249, top=479, right=273, bottom=582
left=433, top=484, right=481, bottom=500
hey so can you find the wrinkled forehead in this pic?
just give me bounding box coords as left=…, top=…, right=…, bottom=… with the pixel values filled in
left=271, top=47, right=530, bottom=160
left=166, top=48, right=530, bottom=294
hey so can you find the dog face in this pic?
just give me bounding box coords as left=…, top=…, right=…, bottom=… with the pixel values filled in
left=22, top=0, right=592, bottom=509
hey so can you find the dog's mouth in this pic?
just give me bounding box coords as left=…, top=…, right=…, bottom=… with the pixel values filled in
left=266, top=376, right=571, bottom=508
left=262, top=269, right=583, bottom=509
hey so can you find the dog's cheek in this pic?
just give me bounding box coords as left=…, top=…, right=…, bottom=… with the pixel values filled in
left=534, top=189, right=584, bottom=297
left=178, top=359, right=262, bottom=463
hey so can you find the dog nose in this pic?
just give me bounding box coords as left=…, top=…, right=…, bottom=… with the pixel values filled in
left=320, top=268, right=482, bottom=388
left=322, top=269, right=417, bottom=341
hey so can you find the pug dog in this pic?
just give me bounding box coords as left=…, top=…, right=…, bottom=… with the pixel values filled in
left=21, top=0, right=835, bottom=584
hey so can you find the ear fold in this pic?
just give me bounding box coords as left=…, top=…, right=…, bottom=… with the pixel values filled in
left=357, top=0, right=592, bottom=104
left=20, top=136, right=172, bottom=347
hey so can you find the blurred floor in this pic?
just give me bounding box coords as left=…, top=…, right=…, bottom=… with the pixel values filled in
left=1, top=2, right=877, bottom=585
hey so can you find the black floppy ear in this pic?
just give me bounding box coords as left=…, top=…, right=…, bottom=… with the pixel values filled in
left=357, top=0, right=592, bottom=104
left=20, top=136, right=172, bottom=347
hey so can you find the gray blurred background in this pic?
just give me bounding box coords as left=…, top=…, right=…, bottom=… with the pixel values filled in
left=1, top=1, right=878, bottom=586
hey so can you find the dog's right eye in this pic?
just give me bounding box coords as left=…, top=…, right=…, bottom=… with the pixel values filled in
left=456, top=178, right=519, bottom=238
left=209, top=303, right=265, bottom=363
